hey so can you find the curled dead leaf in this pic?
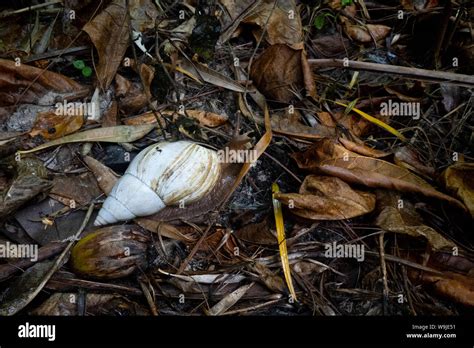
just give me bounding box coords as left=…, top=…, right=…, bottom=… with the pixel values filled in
left=29, top=111, right=83, bottom=140
left=341, top=17, right=391, bottom=43
left=275, top=175, right=376, bottom=220
left=410, top=270, right=474, bottom=307
left=221, top=0, right=303, bottom=48
left=250, top=44, right=316, bottom=103
left=0, top=58, right=86, bottom=107
left=83, top=0, right=130, bottom=89
left=441, top=163, right=474, bottom=219
left=123, top=109, right=228, bottom=128
left=293, top=139, right=465, bottom=209
left=375, top=192, right=456, bottom=250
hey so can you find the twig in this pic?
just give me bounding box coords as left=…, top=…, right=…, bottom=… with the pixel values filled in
left=378, top=232, right=389, bottom=314
left=0, top=0, right=62, bottom=18
left=308, top=59, right=474, bottom=88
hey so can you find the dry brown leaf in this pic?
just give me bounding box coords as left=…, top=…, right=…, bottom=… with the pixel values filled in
left=250, top=44, right=316, bottom=103
left=83, top=0, right=130, bottom=89
left=271, top=112, right=334, bottom=140
left=123, top=109, right=228, bottom=128
left=50, top=173, right=102, bottom=206
left=29, top=111, right=83, bottom=140
left=410, top=270, right=474, bottom=307
left=293, top=139, right=465, bottom=208
left=221, top=0, right=303, bottom=48
left=441, top=163, right=474, bottom=218
left=128, top=0, right=158, bottom=32
left=0, top=58, right=86, bottom=107
left=275, top=175, right=376, bottom=220
left=339, top=137, right=390, bottom=158
left=234, top=219, right=277, bottom=245
left=83, top=155, right=119, bottom=196
left=341, top=17, right=391, bottom=43
left=135, top=219, right=196, bottom=242
left=394, top=146, right=436, bottom=179
left=375, top=192, right=455, bottom=250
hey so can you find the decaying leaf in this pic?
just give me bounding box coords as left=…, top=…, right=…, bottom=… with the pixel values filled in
left=0, top=260, right=55, bottom=315
left=0, top=157, right=52, bottom=220
left=410, top=270, right=474, bottom=307
left=339, top=137, right=390, bottom=158
left=341, top=17, right=391, bottom=43
left=0, top=58, right=86, bottom=107
left=250, top=44, right=316, bottom=103
left=83, top=0, right=130, bottom=89
left=123, top=109, right=228, bottom=128
left=275, top=175, right=376, bottom=220
left=206, top=282, right=254, bottom=315
left=18, top=125, right=155, bottom=154
left=394, top=146, right=436, bottom=179
left=178, top=59, right=246, bottom=93
left=375, top=192, right=456, bottom=250
left=441, top=163, right=474, bottom=218
left=292, top=139, right=465, bottom=208
left=128, top=0, right=159, bottom=32
left=271, top=111, right=334, bottom=139
left=220, top=0, right=303, bottom=48
left=50, top=173, right=102, bottom=206
left=83, top=155, right=119, bottom=195
left=29, top=111, right=83, bottom=140
left=32, top=292, right=149, bottom=315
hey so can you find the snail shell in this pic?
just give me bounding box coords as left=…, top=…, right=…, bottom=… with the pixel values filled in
left=94, top=141, right=221, bottom=226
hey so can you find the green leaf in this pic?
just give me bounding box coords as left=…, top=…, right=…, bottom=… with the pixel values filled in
left=314, top=14, right=326, bottom=30
left=73, top=60, right=85, bottom=70
left=341, top=0, right=353, bottom=6
left=82, top=66, right=92, bottom=77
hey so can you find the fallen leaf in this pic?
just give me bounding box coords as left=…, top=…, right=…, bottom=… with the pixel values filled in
left=18, top=124, right=155, bottom=154
left=123, top=109, right=228, bottom=128
left=234, top=219, right=277, bottom=245
left=83, top=155, right=119, bottom=195
left=50, top=173, right=102, bottom=206
left=341, top=17, right=391, bottom=43
left=441, top=163, right=474, bottom=218
left=178, top=59, right=246, bottom=93
left=249, top=262, right=286, bottom=293
left=375, top=192, right=456, bottom=250
left=410, top=270, right=474, bottom=307
left=339, top=137, right=390, bottom=158
left=128, top=0, right=159, bottom=32
left=206, top=282, right=254, bottom=315
left=272, top=183, right=297, bottom=300
left=221, top=0, right=303, bottom=48
left=83, top=0, right=130, bottom=89
left=0, top=58, right=86, bottom=107
left=293, top=139, right=465, bottom=208
left=32, top=292, right=149, bottom=315
left=275, top=175, right=376, bottom=220
left=0, top=158, right=52, bottom=220
left=29, top=111, right=84, bottom=140
left=250, top=44, right=316, bottom=103
left=394, top=146, right=436, bottom=179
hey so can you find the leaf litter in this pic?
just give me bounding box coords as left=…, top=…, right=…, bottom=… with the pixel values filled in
left=0, top=0, right=473, bottom=318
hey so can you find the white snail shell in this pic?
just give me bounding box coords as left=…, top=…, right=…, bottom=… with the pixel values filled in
left=94, top=141, right=221, bottom=226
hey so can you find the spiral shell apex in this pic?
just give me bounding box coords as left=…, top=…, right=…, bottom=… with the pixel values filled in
left=94, top=141, right=221, bottom=226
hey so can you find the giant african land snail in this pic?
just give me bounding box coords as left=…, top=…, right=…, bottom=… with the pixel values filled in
left=94, top=141, right=221, bottom=226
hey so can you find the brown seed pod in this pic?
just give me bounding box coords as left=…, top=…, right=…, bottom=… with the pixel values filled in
left=70, top=225, right=150, bottom=280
